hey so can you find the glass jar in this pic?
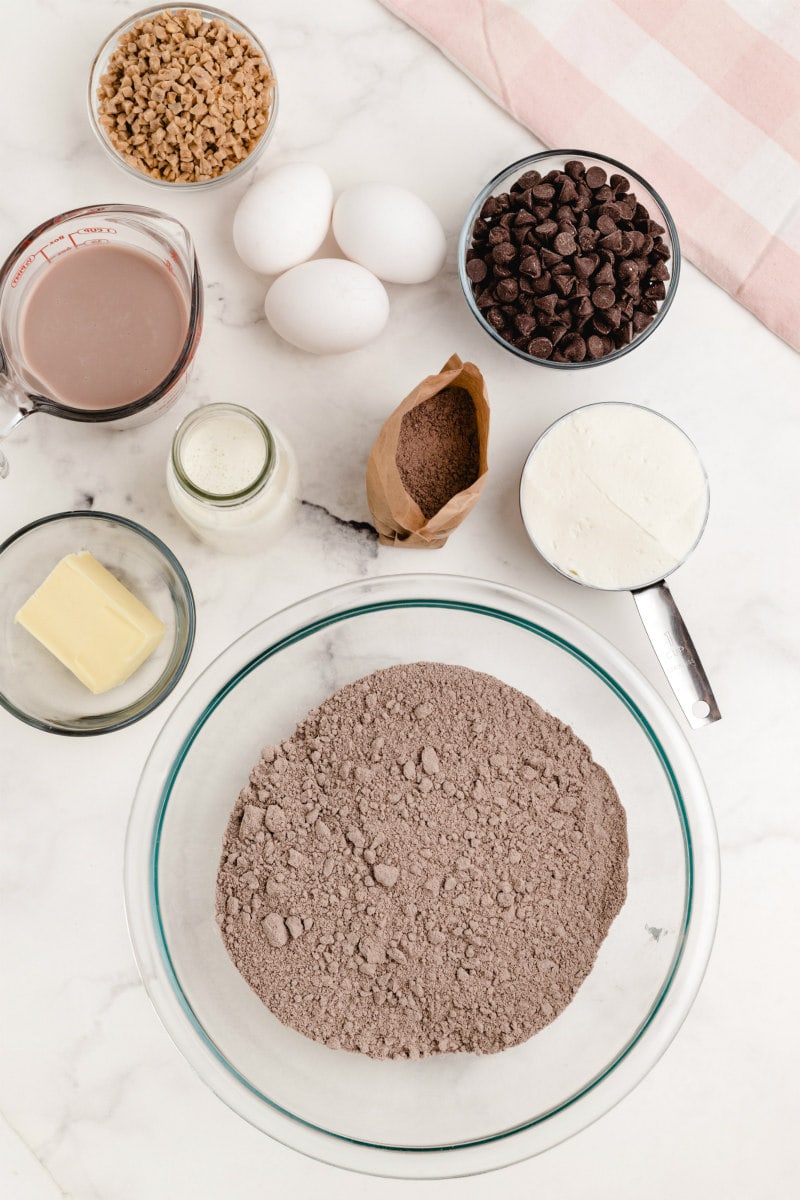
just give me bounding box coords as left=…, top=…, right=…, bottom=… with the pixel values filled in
left=167, top=403, right=298, bottom=553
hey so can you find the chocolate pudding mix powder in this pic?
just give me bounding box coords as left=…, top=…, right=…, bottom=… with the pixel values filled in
left=216, top=662, right=628, bottom=1059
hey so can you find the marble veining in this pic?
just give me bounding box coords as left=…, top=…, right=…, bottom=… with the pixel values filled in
left=1, top=1, right=799, bottom=1197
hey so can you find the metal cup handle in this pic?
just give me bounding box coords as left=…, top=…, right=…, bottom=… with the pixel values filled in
left=632, top=581, right=721, bottom=730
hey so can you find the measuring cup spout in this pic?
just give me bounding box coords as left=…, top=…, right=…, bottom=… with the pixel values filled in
left=632, top=581, right=721, bottom=729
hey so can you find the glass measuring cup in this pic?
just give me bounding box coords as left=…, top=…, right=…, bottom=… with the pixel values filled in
left=0, top=203, right=203, bottom=478
left=520, top=402, right=721, bottom=730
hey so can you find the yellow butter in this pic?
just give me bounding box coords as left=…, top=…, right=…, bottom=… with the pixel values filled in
left=15, top=551, right=165, bottom=695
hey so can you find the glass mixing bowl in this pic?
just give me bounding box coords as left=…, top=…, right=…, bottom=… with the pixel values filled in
left=458, top=150, right=680, bottom=368
left=125, top=574, right=718, bottom=1177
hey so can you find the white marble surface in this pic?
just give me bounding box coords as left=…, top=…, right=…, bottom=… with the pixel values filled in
left=1, top=0, right=799, bottom=1195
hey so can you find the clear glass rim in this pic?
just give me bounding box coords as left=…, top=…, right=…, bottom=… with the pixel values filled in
left=518, top=401, right=711, bottom=592
left=0, top=510, right=196, bottom=736
left=457, top=149, right=681, bottom=370
left=171, top=403, right=276, bottom=505
left=87, top=4, right=279, bottom=192
left=124, top=573, right=719, bottom=1177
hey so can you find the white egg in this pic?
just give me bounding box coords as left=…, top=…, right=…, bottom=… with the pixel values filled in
left=233, top=162, right=334, bottom=275
left=264, top=259, right=389, bottom=354
left=332, top=183, right=447, bottom=284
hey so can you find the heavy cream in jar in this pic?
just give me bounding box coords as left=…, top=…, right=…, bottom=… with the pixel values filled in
left=167, top=404, right=298, bottom=552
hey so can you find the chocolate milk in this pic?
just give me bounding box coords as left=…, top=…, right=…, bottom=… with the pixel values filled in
left=19, top=244, right=189, bottom=410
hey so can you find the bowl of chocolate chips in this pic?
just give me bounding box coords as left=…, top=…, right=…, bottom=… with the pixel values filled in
left=459, top=150, right=680, bottom=367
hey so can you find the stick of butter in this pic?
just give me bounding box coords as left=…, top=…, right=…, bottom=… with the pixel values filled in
left=15, top=551, right=166, bottom=695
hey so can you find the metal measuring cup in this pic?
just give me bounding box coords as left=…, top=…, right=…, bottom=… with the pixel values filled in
left=519, top=402, right=721, bottom=730
left=0, top=203, right=203, bottom=478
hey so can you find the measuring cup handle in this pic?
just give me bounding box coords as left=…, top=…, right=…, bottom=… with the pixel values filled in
left=632, top=581, right=721, bottom=730
left=0, top=407, right=31, bottom=479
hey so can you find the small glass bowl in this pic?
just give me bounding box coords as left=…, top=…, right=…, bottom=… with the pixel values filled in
left=0, top=512, right=195, bottom=735
left=87, top=4, right=279, bottom=191
left=125, top=573, right=718, bottom=1177
left=458, top=150, right=680, bottom=369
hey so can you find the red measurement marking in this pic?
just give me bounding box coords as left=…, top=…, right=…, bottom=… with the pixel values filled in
left=73, top=226, right=116, bottom=237
left=39, top=234, right=68, bottom=264
left=9, top=251, right=39, bottom=287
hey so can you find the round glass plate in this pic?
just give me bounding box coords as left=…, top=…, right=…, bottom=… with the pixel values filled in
left=125, top=574, right=718, bottom=1177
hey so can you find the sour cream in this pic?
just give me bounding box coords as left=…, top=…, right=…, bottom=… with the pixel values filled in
left=520, top=403, right=708, bottom=591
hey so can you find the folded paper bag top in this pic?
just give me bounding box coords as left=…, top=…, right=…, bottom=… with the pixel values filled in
left=366, top=354, right=490, bottom=548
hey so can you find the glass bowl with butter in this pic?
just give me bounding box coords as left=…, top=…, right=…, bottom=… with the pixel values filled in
left=0, top=511, right=194, bottom=735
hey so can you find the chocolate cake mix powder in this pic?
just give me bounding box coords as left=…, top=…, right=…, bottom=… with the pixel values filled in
left=216, top=662, right=628, bottom=1059
left=395, top=385, right=480, bottom=519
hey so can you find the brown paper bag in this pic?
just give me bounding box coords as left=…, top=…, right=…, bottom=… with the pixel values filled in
left=366, top=354, right=490, bottom=548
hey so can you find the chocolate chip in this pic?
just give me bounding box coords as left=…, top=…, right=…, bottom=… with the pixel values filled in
left=513, top=313, right=537, bottom=336
left=610, top=173, right=630, bottom=194
left=488, top=226, right=510, bottom=246
left=520, top=253, right=542, bottom=278
left=553, top=231, right=577, bottom=256
left=492, top=242, right=517, bottom=264
left=599, top=230, right=623, bottom=253
left=594, top=261, right=615, bottom=287
left=540, top=247, right=563, bottom=268
left=528, top=336, right=553, bottom=357
left=496, top=277, right=519, bottom=302
left=645, top=280, right=666, bottom=301
left=574, top=295, right=594, bottom=321
left=533, top=293, right=558, bottom=317
left=584, top=165, right=607, bottom=189
left=466, top=258, right=487, bottom=282
left=564, top=160, right=585, bottom=180
left=591, top=285, right=615, bottom=309
left=535, top=220, right=559, bottom=240
left=561, top=333, right=587, bottom=361
left=596, top=214, right=617, bottom=236
left=617, top=260, right=638, bottom=285
left=587, top=334, right=606, bottom=359
left=577, top=226, right=599, bottom=251
left=574, top=254, right=598, bottom=279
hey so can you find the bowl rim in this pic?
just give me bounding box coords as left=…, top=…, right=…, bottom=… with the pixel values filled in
left=87, top=3, right=279, bottom=192
left=124, top=573, right=719, bottom=1178
left=457, top=148, right=681, bottom=369
left=0, top=510, right=195, bottom=736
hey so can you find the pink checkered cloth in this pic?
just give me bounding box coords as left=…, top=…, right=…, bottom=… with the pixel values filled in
left=380, top=0, right=800, bottom=350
